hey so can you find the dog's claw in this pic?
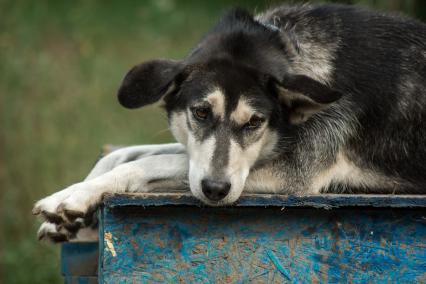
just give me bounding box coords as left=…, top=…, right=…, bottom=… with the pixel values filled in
left=34, top=181, right=102, bottom=242
left=37, top=222, right=69, bottom=243
left=41, top=210, right=64, bottom=224
left=57, top=203, right=85, bottom=223
left=38, top=231, right=69, bottom=243
left=32, top=206, right=41, bottom=215
left=46, top=232, right=69, bottom=243
left=64, top=209, right=85, bottom=223
left=63, top=222, right=83, bottom=233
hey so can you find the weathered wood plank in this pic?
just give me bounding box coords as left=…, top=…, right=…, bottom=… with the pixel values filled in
left=99, top=193, right=426, bottom=283
left=104, top=192, right=426, bottom=208
left=61, top=242, right=98, bottom=284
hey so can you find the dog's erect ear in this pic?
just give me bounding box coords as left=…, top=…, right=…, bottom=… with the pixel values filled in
left=117, top=59, right=184, bottom=109
left=275, top=74, right=342, bottom=124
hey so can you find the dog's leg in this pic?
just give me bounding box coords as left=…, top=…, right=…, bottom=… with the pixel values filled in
left=85, top=143, right=186, bottom=180
left=33, top=144, right=185, bottom=220
left=58, top=153, right=189, bottom=217
left=34, top=143, right=186, bottom=242
left=34, top=153, right=189, bottom=242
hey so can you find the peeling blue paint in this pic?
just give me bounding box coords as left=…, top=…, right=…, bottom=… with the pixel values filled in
left=96, top=194, right=426, bottom=283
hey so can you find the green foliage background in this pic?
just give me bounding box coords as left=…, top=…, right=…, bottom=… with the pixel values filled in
left=0, top=0, right=424, bottom=283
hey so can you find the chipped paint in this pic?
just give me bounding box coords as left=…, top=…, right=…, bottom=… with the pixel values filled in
left=98, top=193, right=426, bottom=282
left=104, top=232, right=117, bottom=257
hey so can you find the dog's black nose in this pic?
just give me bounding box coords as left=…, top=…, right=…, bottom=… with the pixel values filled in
left=201, top=179, right=231, bottom=202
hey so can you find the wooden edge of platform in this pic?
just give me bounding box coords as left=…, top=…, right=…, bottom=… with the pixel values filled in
left=102, top=192, right=426, bottom=209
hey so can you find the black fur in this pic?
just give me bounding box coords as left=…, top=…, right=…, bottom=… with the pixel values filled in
left=118, top=59, right=183, bottom=108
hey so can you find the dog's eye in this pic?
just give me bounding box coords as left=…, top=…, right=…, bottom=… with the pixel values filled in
left=244, top=116, right=265, bottom=130
left=192, top=107, right=210, bottom=120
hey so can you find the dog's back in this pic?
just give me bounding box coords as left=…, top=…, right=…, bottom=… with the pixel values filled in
left=254, top=4, right=426, bottom=193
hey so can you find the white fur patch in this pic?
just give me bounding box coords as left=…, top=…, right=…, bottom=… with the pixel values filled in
left=224, top=129, right=278, bottom=202
left=245, top=167, right=283, bottom=193
left=187, top=135, right=217, bottom=202
left=85, top=143, right=185, bottom=180
left=169, top=112, right=189, bottom=145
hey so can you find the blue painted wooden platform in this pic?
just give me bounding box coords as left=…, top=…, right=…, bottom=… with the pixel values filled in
left=62, top=193, right=426, bottom=283
left=61, top=242, right=98, bottom=284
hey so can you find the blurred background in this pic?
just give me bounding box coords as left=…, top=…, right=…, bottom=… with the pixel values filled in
left=0, top=0, right=424, bottom=283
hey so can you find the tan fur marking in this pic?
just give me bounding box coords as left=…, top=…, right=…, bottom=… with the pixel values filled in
left=277, top=86, right=328, bottom=124
left=310, top=152, right=397, bottom=193
left=226, top=129, right=278, bottom=199
left=230, top=98, right=255, bottom=125
left=206, top=89, right=225, bottom=120
left=245, top=167, right=283, bottom=193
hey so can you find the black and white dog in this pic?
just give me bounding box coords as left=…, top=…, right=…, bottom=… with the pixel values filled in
left=34, top=4, right=426, bottom=241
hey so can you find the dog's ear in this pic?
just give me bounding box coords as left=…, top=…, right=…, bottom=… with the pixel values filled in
left=117, top=59, right=184, bottom=109
left=274, top=74, right=342, bottom=124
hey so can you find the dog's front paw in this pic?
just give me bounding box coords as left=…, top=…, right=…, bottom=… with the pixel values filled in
left=37, top=221, right=99, bottom=243
left=55, top=187, right=101, bottom=223
left=33, top=182, right=103, bottom=235
left=33, top=186, right=75, bottom=224
left=37, top=222, right=70, bottom=242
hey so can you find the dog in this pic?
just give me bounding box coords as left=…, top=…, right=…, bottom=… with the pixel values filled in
left=33, top=3, right=426, bottom=242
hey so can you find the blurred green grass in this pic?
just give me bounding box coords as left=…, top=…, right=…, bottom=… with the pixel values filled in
left=0, top=0, right=424, bottom=283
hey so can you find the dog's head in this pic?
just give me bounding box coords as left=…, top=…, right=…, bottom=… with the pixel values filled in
left=117, top=9, right=341, bottom=205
